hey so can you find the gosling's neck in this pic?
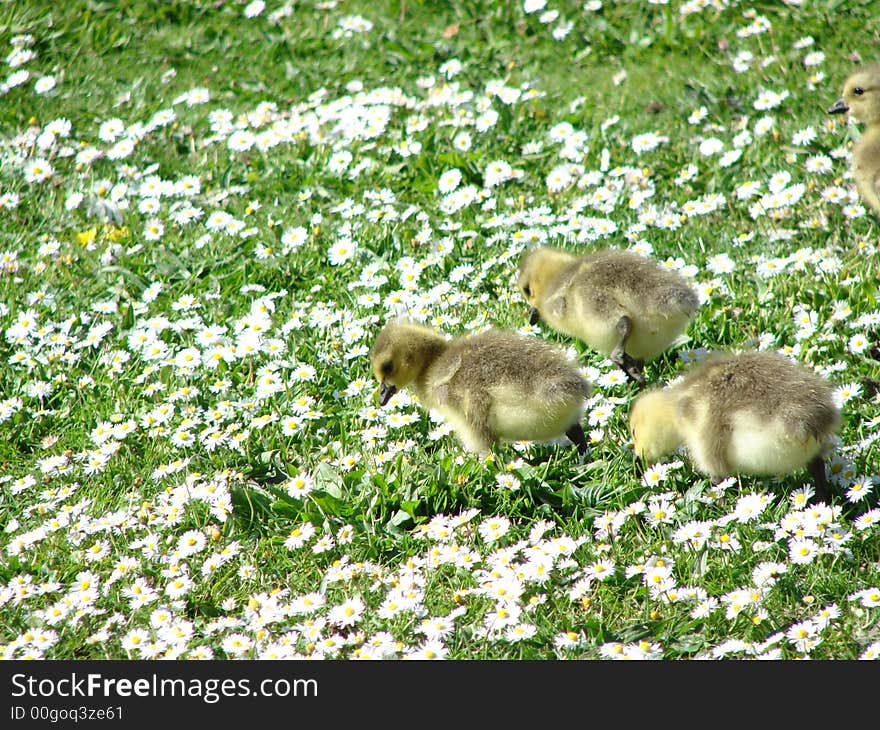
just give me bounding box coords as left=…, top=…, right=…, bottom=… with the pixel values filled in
left=855, top=120, right=880, bottom=154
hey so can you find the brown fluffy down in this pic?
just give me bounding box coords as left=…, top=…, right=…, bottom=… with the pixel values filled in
left=370, top=321, right=591, bottom=453
left=629, top=350, right=840, bottom=484
left=517, top=247, right=699, bottom=363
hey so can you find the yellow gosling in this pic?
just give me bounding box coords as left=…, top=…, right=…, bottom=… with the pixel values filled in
left=518, top=247, right=699, bottom=384
left=828, top=62, right=880, bottom=217
left=369, top=321, right=592, bottom=457
left=629, top=350, right=841, bottom=502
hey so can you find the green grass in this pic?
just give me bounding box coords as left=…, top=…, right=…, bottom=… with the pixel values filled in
left=0, top=0, right=879, bottom=660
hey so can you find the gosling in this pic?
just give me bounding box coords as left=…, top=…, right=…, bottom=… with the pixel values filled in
left=828, top=62, right=880, bottom=217
left=369, top=321, right=592, bottom=457
left=517, top=247, right=699, bottom=384
left=628, top=350, right=841, bottom=503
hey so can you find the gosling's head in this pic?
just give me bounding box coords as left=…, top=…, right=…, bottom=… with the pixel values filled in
left=628, top=388, right=682, bottom=464
left=369, top=322, right=447, bottom=406
left=828, top=62, right=880, bottom=126
left=517, top=247, right=578, bottom=325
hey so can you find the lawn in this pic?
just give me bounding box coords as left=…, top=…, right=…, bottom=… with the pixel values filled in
left=0, top=0, right=879, bottom=660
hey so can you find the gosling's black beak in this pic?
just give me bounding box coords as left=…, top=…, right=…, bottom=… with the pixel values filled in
left=827, top=98, right=849, bottom=115
left=378, top=382, right=397, bottom=406
left=529, top=307, right=541, bottom=326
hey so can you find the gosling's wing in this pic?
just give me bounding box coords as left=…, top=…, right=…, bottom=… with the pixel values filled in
left=542, top=285, right=568, bottom=322
left=426, top=352, right=463, bottom=406
left=568, top=257, right=638, bottom=316
left=553, top=260, right=630, bottom=322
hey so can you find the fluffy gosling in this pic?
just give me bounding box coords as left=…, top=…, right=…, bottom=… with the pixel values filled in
left=629, top=351, right=841, bottom=503
left=828, top=62, right=880, bottom=217
left=369, top=321, right=592, bottom=457
left=517, top=247, right=699, bottom=384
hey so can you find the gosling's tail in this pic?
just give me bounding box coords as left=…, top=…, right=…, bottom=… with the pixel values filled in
left=657, top=285, right=700, bottom=317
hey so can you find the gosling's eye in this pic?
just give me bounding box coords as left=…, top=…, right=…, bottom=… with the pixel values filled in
left=381, top=361, right=394, bottom=376
left=854, top=87, right=865, bottom=96
left=522, top=285, right=532, bottom=297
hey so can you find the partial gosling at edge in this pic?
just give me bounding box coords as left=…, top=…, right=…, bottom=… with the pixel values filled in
left=828, top=61, right=880, bottom=217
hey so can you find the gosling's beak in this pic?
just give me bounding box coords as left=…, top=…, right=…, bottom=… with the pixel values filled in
left=378, top=382, right=397, bottom=406
left=827, top=98, right=849, bottom=115
left=529, top=307, right=541, bottom=326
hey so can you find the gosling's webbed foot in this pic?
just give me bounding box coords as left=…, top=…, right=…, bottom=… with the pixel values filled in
left=807, top=456, right=833, bottom=504
left=610, top=349, right=645, bottom=385
left=566, top=422, right=590, bottom=464
left=633, top=459, right=646, bottom=481
left=621, top=355, right=646, bottom=385
left=611, top=315, right=645, bottom=385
